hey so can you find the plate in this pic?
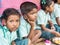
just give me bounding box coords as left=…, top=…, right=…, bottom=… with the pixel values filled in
left=52, top=37, right=60, bottom=44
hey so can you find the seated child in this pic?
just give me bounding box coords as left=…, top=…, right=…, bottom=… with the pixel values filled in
left=36, top=0, right=59, bottom=40
left=12, top=1, right=42, bottom=45
left=50, top=0, right=60, bottom=36
left=0, top=8, right=27, bottom=45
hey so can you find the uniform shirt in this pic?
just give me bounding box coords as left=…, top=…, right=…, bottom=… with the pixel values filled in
left=51, top=3, right=60, bottom=24
left=0, top=25, right=17, bottom=45
left=37, top=9, right=51, bottom=29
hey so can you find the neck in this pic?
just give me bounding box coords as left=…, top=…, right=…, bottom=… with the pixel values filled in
left=44, top=10, right=48, bottom=14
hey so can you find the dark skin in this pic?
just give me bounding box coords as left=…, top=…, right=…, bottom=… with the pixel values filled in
left=12, top=8, right=41, bottom=45
left=23, top=8, right=41, bottom=43
left=24, top=15, right=41, bottom=43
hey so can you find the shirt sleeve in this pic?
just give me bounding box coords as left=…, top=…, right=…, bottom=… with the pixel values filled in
left=18, top=18, right=28, bottom=39
left=54, top=5, right=60, bottom=17
left=48, top=14, right=51, bottom=21
left=37, top=12, right=45, bottom=25
left=18, top=24, right=28, bottom=39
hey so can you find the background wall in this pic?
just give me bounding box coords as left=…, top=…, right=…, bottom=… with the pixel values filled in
left=0, top=0, right=40, bottom=15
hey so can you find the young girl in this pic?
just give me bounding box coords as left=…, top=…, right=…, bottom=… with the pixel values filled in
left=36, top=0, right=59, bottom=40
left=0, top=8, right=31, bottom=45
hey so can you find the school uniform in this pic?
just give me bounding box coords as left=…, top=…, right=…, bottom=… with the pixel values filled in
left=37, top=9, right=55, bottom=39
left=0, top=25, right=17, bottom=45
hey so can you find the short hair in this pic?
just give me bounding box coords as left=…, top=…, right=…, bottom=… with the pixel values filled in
left=20, top=2, right=37, bottom=15
left=40, top=0, right=53, bottom=10
left=52, top=0, right=57, bottom=3
left=1, top=8, right=21, bottom=20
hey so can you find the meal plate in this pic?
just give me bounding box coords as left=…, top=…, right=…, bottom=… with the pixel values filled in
left=52, top=37, right=60, bottom=44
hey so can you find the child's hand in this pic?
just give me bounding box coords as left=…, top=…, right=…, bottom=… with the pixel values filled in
left=11, top=41, right=16, bottom=45
left=51, top=26, right=55, bottom=30
left=49, top=30, right=56, bottom=34
left=50, top=30, right=60, bottom=37
left=27, top=19, right=35, bottom=27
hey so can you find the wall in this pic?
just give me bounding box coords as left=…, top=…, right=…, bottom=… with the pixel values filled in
left=0, top=0, right=40, bottom=15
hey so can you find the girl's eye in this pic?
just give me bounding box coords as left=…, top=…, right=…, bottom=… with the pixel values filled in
left=10, top=20, right=13, bottom=22
left=16, top=20, right=19, bottom=22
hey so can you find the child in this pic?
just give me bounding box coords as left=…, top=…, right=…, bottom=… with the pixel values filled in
left=0, top=8, right=23, bottom=45
left=0, top=8, right=21, bottom=45
left=36, top=0, right=59, bottom=40
left=13, top=2, right=41, bottom=45
left=50, top=0, right=60, bottom=37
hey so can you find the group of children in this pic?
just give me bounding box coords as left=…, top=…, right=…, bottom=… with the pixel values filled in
left=0, top=0, right=60, bottom=45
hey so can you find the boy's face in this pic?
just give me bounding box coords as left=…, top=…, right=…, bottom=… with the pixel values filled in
left=48, top=1, right=54, bottom=13
left=4, top=15, right=20, bottom=32
left=24, top=8, right=38, bottom=21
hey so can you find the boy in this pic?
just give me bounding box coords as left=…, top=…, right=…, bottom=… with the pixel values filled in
left=13, top=2, right=41, bottom=45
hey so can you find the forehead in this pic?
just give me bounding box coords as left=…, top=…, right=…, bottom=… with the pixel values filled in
left=28, top=8, right=38, bottom=14
left=7, top=15, right=20, bottom=20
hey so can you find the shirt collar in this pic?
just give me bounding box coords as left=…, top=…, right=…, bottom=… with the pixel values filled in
left=3, top=26, right=10, bottom=32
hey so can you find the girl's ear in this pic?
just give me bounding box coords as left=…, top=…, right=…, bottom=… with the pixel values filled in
left=2, top=19, right=6, bottom=26
left=23, top=14, right=28, bottom=20
left=46, top=6, right=49, bottom=11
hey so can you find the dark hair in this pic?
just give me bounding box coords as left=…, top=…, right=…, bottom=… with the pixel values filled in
left=1, top=8, right=21, bottom=20
left=40, top=0, right=53, bottom=10
left=52, top=0, right=57, bottom=3
left=20, top=2, right=37, bottom=15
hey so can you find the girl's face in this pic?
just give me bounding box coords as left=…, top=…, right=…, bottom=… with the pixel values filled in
left=4, top=15, right=20, bottom=32
left=47, top=1, right=54, bottom=13
left=57, top=0, right=60, bottom=4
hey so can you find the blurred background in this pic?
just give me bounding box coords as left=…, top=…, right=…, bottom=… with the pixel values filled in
left=0, top=0, right=40, bottom=15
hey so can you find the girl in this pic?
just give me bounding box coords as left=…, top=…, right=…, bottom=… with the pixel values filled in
left=36, top=0, right=58, bottom=40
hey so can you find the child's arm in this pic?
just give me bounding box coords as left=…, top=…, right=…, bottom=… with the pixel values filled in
left=27, top=18, right=41, bottom=43
left=48, top=20, right=60, bottom=37
left=56, top=17, right=60, bottom=26
left=54, top=31, right=60, bottom=37
left=48, top=20, right=55, bottom=30
left=27, top=20, right=35, bottom=40
left=41, top=24, right=51, bottom=31
left=40, top=24, right=56, bottom=34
